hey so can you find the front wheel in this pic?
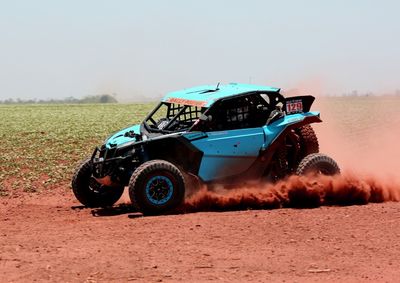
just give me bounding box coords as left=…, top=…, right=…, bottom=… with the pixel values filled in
left=129, top=160, right=185, bottom=215
left=71, top=159, right=124, bottom=207
left=296, top=153, right=340, bottom=176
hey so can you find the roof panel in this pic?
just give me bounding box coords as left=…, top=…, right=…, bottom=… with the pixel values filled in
left=162, top=83, right=280, bottom=107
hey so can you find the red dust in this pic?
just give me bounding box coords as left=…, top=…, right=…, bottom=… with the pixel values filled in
left=183, top=95, right=400, bottom=213
left=183, top=174, right=400, bottom=213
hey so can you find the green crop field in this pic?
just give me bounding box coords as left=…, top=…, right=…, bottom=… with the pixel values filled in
left=0, top=103, right=154, bottom=195
left=1, top=97, right=399, bottom=196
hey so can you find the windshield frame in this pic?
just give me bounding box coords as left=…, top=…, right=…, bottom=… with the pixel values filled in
left=142, top=102, right=206, bottom=134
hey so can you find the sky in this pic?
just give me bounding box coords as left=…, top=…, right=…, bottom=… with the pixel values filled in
left=1, top=0, right=400, bottom=101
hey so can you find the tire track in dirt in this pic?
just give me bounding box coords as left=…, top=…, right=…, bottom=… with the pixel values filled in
left=2, top=191, right=400, bottom=282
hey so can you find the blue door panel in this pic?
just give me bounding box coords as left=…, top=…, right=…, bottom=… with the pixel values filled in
left=189, top=128, right=265, bottom=181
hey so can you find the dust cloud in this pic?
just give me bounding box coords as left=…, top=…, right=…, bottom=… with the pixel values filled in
left=183, top=174, right=400, bottom=213
left=183, top=95, right=400, bottom=212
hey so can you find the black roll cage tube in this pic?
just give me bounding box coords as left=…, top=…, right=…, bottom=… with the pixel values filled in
left=142, top=102, right=191, bottom=134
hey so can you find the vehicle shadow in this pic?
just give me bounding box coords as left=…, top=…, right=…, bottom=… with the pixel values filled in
left=86, top=202, right=278, bottom=218
left=87, top=204, right=190, bottom=218
left=89, top=204, right=141, bottom=217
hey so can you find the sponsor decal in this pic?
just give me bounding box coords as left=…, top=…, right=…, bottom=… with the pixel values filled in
left=167, top=97, right=207, bottom=107
left=286, top=99, right=303, bottom=114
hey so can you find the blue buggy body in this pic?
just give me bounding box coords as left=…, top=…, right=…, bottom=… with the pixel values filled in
left=186, top=111, right=320, bottom=182
left=72, top=83, right=338, bottom=215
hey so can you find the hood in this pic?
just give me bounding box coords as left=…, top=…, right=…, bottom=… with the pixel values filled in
left=105, top=124, right=141, bottom=149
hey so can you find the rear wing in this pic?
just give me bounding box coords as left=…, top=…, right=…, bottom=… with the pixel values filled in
left=284, top=95, right=315, bottom=114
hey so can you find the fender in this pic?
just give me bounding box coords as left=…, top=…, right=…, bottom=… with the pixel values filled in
left=248, top=111, right=322, bottom=180
left=263, top=111, right=321, bottom=149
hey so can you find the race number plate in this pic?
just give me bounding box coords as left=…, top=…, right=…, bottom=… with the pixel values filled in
left=286, top=99, right=303, bottom=114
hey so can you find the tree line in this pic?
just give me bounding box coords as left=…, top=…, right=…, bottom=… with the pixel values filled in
left=0, top=94, right=118, bottom=104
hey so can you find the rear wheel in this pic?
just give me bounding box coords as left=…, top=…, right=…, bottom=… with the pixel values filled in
left=283, top=125, right=319, bottom=174
left=296, top=125, right=319, bottom=158
left=296, top=153, right=340, bottom=176
left=72, top=159, right=124, bottom=207
left=129, top=160, right=185, bottom=215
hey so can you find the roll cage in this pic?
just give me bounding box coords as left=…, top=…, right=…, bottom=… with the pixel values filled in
left=143, top=102, right=206, bottom=134
left=142, top=91, right=286, bottom=134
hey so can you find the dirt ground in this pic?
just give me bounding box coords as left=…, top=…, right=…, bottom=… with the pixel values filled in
left=1, top=188, right=400, bottom=283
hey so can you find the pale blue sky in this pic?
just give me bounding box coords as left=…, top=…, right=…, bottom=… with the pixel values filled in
left=1, top=0, right=399, bottom=100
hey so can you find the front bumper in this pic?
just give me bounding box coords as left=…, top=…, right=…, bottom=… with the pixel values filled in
left=91, top=146, right=124, bottom=178
left=90, top=145, right=138, bottom=186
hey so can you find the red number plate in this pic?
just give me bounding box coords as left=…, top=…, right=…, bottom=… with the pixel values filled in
left=286, top=100, right=303, bottom=114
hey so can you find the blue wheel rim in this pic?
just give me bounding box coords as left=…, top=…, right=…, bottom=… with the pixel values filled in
left=145, top=176, right=174, bottom=205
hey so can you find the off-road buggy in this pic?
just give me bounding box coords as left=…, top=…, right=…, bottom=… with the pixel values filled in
left=72, top=83, right=340, bottom=215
